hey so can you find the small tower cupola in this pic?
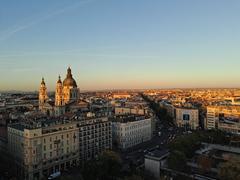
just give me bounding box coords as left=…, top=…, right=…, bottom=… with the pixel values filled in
left=57, top=75, right=62, bottom=84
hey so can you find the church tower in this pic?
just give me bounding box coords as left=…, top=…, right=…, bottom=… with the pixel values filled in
left=39, top=78, right=48, bottom=110
left=55, top=76, right=64, bottom=106
left=55, top=76, right=65, bottom=116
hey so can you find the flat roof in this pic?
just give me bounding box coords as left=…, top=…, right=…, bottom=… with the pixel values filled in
left=111, top=114, right=150, bottom=123
left=145, top=149, right=169, bottom=160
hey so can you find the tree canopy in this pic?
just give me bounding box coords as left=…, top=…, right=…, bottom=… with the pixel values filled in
left=219, top=157, right=240, bottom=180
left=81, top=150, right=122, bottom=180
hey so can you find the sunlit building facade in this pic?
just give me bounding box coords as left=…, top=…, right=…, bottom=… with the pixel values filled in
left=112, top=115, right=152, bottom=150
left=8, top=120, right=79, bottom=180
left=39, top=67, right=80, bottom=117
left=206, top=105, right=240, bottom=134
left=175, top=107, right=199, bottom=130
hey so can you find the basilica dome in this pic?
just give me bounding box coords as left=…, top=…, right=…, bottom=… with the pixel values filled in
left=63, top=67, right=77, bottom=87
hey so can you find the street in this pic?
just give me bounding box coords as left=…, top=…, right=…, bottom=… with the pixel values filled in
left=121, top=118, right=185, bottom=168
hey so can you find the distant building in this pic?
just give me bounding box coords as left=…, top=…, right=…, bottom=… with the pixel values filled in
left=8, top=119, right=79, bottom=180
left=112, top=115, right=152, bottom=150
left=206, top=105, right=240, bottom=134
left=175, top=107, right=199, bottom=130
left=115, top=107, right=147, bottom=115
left=112, top=93, right=131, bottom=99
left=224, top=97, right=240, bottom=105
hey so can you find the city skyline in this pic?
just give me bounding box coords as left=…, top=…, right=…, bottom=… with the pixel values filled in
left=1, top=0, right=240, bottom=91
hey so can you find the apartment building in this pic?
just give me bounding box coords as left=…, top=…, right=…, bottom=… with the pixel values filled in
left=112, top=115, right=152, bottom=150
left=8, top=119, right=79, bottom=180
left=73, top=116, right=112, bottom=163
left=112, top=93, right=131, bottom=99
left=175, top=107, right=199, bottom=130
left=206, top=105, right=240, bottom=134
left=115, top=107, right=147, bottom=115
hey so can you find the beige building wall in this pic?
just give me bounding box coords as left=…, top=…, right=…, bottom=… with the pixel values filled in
left=175, top=108, right=199, bottom=130
left=113, top=117, right=152, bottom=150
left=8, top=122, right=79, bottom=180
left=206, top=106, right=240, bottom=134
left=115, top=107, right=146, bottom=115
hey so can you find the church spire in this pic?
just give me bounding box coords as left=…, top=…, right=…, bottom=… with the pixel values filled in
left=57, top=75, right=62, bottom=84
left=41, top=77, right=45, bottom=85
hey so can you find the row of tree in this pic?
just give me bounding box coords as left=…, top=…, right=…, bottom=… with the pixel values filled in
left=141, top=94, right=174, bottom=126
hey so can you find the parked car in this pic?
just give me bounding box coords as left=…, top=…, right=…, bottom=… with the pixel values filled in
left=48, top=172, right=61, bottom=180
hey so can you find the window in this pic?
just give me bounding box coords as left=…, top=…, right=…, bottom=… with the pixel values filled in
left=34, top=140, right=37, bottom=146
left=183, top=114, right=190, bottom=121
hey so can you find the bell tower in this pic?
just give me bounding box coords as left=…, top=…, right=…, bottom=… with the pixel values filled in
left=55, top=76, right=64, bottom=106
left=39, top=78, right=48, bottom=109
left=55, top=76, right=65, bottom=116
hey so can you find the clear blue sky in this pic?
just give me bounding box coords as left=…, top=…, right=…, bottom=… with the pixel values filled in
left=0, top=0, right=240, bottom=91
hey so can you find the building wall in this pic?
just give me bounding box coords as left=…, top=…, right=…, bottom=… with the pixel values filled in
left=145, top=158, right=161, bottom=179
left=175, top=108, right=199, bottom=130
left=76, top=117, right=112, bottom=162
left=206, top=106, right=240, bottom=134
left=112, top=117, right=152, bottom=150
left=54, top=106, right=65, bottom=117
left=115, top=107, right=146, bottom=115
left=8, top=122, right=79, bottom=180
left=63, top=86, right=79, bottom=104
left=113, top=94, right=131, bottom=99
left=206, top=107, right=217, bottom=129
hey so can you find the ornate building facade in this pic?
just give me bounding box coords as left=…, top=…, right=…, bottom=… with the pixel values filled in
left=39, top=67, right=80, bottom=116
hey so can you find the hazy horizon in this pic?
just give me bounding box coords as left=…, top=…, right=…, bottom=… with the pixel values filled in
left=1, top=0, right=240, bottom=91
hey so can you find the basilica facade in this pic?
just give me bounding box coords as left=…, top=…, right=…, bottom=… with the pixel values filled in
left=39, top=67, right=80, bottom=116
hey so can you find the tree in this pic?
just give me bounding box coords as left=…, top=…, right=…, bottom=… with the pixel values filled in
left=197, top=155, right=212, bottom=173
left=98, top=150, right=122, bottom=180
left=81, top=150, right=122, bottom=180
left=168, top=150, right=187, bottom=171
left=219, top=157, right=240, bottom=180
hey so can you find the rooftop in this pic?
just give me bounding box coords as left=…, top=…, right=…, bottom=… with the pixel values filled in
left=111, top=114, right=150, bottom=123
left=8, top=118, right=72, bottom=131
left=145, top=149, right=170, bottom=160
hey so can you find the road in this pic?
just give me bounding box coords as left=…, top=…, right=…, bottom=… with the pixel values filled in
left=121, top=118, right=186, bottom=168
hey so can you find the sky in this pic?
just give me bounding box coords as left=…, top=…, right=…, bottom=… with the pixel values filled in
left=0, top=0, right=240, bottom=91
